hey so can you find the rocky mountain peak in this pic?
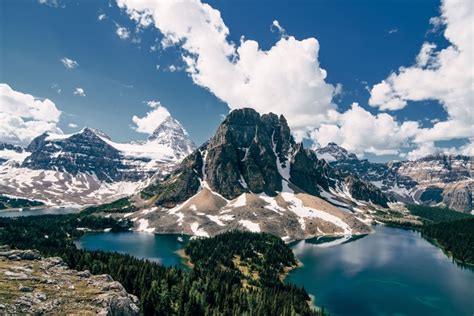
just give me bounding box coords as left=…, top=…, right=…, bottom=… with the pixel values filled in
left=142, top=108, right=388, bottom=209
left=315, top=142, right=358, bottom=162
left=146, top=116, right=195, bottom=160
left=203, top=108, right=295, bottom=199
left=80, top=127, right=112, bottom=140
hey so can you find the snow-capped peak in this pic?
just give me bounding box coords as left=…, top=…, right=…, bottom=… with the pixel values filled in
left=315, top=142, right=357, bottom=162
left=145, top=116, right=195, bottom=160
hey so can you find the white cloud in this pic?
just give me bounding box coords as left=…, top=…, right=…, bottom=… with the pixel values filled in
left=116, top=25, right=130, bottom=40
left=68, top=123, right=78, bottom=128
left=146, top=100, right=161, bottom=108
left=155, top=64, right=160, bottom=70
left=132, top=102, right=171, bottom=134
left=118, top=0, right=473, bottom=159
left=60, top=57, right=79, bottom=70
left=38, top=0, right=62, bottom=8
left=0, top=83, right=62, bottom=145
left=271, top=20, right=287, bottom=37
left=388, top=28, right=399, bottom=34
left=117, top=0, right=339, bottom=135
left=311, top=103, right=419, bottom=157
left=167, top=64, right=179, bottom=72
left=74, top=88, right=86, bottom=97
left=369, top=0, right=474, bottom=152
left=98, top=13, right=107, bottom=21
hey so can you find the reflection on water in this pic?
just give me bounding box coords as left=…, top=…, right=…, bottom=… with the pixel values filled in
left=287, top=226, right=474, bottom=316
left=76, top=232, right=190, bottom=268
left=73, top=225, right=474, bottom=316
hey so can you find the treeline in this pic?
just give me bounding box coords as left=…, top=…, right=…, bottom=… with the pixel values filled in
left=401, top=204, right=474, bottom=265
left=422, top=218, right=474, bottom=264
left=82, top=197, right=137, bottom=214
left=0, top=195, right=44, bottom=210
left=406, top=204, right=472, bottom=223
left=0, top=214, right=131, bottom=255
left=0, top=215, right=322, bottom=315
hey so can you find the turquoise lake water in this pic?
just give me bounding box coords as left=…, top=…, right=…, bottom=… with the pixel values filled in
left=76, top=226, right=474, bottom=316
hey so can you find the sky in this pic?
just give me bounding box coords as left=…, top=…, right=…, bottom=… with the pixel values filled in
left=0, top=0, right=472, bottom=162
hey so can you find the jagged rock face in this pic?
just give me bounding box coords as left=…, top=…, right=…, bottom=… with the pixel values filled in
left=146, top=116, right=196, bottom=160
left=142, top=151, right=203, bottom=207
left=22, top=128, right=140, bottom=182
left=205, top=109, right=293, bottom=199
left=290, top=144, right=333, bottom=195
left=344, top=176, right=390, bottom=208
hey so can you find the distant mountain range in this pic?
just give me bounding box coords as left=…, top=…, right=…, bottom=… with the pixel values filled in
left=0, top=108, right=471, bottom=228
left=314, top=143, right=473, bottom=213
left=0, top=116, right=195, bottom=206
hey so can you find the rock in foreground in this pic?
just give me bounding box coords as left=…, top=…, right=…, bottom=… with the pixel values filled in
left=0, top=245, right=139, bottom=315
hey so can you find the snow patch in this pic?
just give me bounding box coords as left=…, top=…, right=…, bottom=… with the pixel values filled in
left=137, top=219, right=155, bottom=233
left=190, top=222, right=209, bottom=237
left=239, top=219, right=261, bottom=232
left=281, top=192, right=351, bottom=234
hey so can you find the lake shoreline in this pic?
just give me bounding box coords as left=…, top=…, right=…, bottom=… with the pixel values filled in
left=176, top=249, right=194, bottom=269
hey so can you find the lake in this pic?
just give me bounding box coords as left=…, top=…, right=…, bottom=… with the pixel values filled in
left=76, top=232, right=190, bottom=267
left=0, top=207, right=80, bottom=217
left=76, top=226, right=474, bottom=316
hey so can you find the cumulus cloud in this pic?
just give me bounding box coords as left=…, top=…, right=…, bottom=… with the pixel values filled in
left=68, top=123, right=78, bottom=128
left=116, top=25, right=130, bottom=39
left=60, top=57, right=79, bottom=70
left=132, top=101, right=171, bottom=134
left=117, top=0, right=473, bottom=160
left=369, top=0, right=474, bottom=155
left=117, top=0, right=339, bottom=135
left=0, top=83, right=62, bottom=145
left=73, top=88, right=86, bottom=97
left=98, top=13, right=107, bottom=21
left=311, top=103, right=419, bottom=157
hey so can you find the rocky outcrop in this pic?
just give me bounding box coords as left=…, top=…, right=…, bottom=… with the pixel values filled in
left=0, top=245, right=139, bottom=315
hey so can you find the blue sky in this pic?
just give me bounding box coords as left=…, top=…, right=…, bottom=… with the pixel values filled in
left=1, top=0, right=472, bottom=161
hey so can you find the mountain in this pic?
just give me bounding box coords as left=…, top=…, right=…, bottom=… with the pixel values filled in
left=123, top=108, right=390, bottom=241
left=145, top=116, right=195, bottom=161
left=0, top=118, right=195, bottom=206
left=315, top=143, right=473, bottom=213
